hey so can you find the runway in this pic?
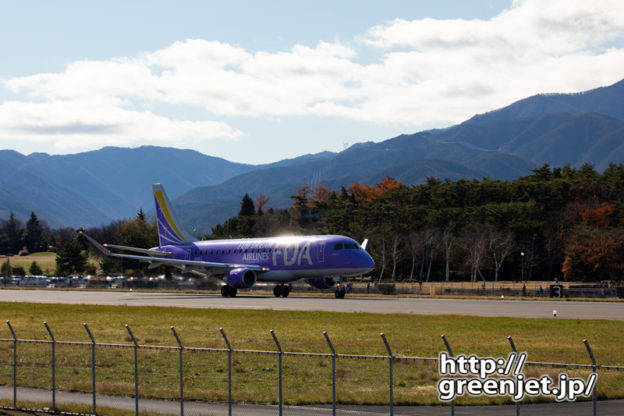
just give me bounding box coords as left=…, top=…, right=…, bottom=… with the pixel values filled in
left=0, top=289, right=622, bottom=320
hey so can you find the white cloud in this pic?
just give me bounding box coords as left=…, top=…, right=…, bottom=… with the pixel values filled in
left=1, top=0, right=624, bottom=153
left=0, top=100, right=241, bottom=150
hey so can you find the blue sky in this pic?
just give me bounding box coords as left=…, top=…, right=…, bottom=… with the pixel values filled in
left=1, top=0, right=623, bottom=164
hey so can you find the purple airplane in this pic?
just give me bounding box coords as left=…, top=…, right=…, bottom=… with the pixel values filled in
left=83, top=184, right=375, bottom=298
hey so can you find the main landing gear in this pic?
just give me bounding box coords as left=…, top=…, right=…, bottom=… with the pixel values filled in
left=273, top=284, right=290, bottom=298
left=221, top=284, right=237, bottom=297
left=334, top=285, right=346, bottom=299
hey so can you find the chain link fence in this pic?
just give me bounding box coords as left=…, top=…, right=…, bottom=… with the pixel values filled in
left=1, top=321, right=622, bottom=416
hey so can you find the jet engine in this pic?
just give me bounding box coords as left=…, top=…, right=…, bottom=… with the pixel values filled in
left=306, top=277, right=335, bottom=290
left=226, top=268, right=257, bottom=289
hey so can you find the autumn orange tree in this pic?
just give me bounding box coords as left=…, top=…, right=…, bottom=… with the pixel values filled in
left=562, top=227, right=624, bottom=282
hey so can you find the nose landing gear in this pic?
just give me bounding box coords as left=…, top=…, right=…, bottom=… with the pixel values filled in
left=273, top=284, right=290, bottom=298
left=334, top=285, right=346, bottom=299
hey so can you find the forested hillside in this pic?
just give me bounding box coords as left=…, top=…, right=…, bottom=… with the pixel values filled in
left=211, top=164, right=624, bottom=283
left=2, top=163, right=623, bottom=282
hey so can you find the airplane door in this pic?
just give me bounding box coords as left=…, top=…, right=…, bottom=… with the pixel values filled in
left=317, top=242, right=325, bottom=263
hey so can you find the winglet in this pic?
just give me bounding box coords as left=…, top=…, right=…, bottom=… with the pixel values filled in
left=361, top=238, right=369, bottom=250
left=81, top=232, right=111, bottom=256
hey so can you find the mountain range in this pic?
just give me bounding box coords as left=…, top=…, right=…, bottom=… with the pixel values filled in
left=1, top=78, right=623, bottom=231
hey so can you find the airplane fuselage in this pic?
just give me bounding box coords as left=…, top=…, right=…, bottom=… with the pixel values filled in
left=84, top=183, right=375, bottom=297
left=156, top=234, right=374, bottom=282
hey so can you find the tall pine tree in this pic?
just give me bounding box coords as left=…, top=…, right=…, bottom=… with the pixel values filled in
left=23, top=212, right=44, bottom=253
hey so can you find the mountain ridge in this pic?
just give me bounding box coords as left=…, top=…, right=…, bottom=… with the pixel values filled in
left=1, top=77, right=623, bottom=230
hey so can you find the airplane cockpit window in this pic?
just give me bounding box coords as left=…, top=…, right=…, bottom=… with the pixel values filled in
left=344, top=243, right=359, bottom=250
left=333, top=243, right=343, bottom=250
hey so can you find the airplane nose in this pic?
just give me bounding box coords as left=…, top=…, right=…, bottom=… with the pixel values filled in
left=363, top=252, right=375, bottom=270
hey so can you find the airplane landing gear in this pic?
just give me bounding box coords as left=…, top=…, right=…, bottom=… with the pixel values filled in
left=273, top=284, right=290, bottom=298
left=335, top=285, right=346, bottom=299
left=221, top=285, right=237, bottom=297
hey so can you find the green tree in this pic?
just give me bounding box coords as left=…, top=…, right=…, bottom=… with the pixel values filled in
left=2, top=212, right=24, bottom=254
left=84, top=263, right=97, bottom=275
left=29, top=261, right=43, bottom=275
left=137, top=208, right=146, bottom=221
left=1, top=259, right=11, bottom=277
left=100, top=256, right=121, bottom=275
left=238, top=194, right=255, bottom=217
left=23, top=211, right=45, bottom=253
left=119, top=215, right=158, bottom=275
left=0, top=232, right=9, bottom=254
left=56, top=238, right=87, bottom=276
left=11, top=266, right=25, bottom=276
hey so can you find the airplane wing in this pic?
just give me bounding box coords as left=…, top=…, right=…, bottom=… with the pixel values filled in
left=103, top=243, right=172, bottom=257
left=81, top=232, right=269, bottom=273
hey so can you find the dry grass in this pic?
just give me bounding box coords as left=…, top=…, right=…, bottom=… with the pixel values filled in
left=0, top=254, right=57, bottom=276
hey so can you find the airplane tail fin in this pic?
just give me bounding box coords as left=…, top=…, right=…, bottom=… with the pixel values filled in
left=152, top=183, right=196, bottom=246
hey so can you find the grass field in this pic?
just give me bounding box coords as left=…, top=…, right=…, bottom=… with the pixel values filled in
left=0, top=302, right=622, bottom=406
left=0, top=253, right=56, bottom=275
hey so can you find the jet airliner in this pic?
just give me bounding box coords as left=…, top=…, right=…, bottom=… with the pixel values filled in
left=83, top=184, right=375, bottom=298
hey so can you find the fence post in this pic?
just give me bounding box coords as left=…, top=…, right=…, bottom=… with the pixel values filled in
left=125, top=325, right=139, bottom=416
left=219, top=328, right=232, bottom=416
left=270, top=329, right=283, bottom=416
left=83, top=323, right=96, bottom=415
left=441, top=335, right=454, bottom=416
left=6, top=321, right=16, bottom=409
left=380, top=333, right=394, bottom=415
left=323, top=331, right=336, bottom=416
left=171, top=327, right=184, bottom=416
left=583, top=339, right=597, bottom=416
left=44, top=322, right=56, bottom=413
left=507, top=336, right=520, bottom=416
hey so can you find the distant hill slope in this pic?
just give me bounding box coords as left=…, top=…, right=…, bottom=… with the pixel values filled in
left=0, top=146, right=254, bottom=227
left=1, top=78, right=623, bottom=231
left=0, top=150, right=111, bottom=227
left=436, top=112, right=624, bottom=170
left=174, top=78, right=624, bottom=233
left=465, top=79, right=624, bottom=124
